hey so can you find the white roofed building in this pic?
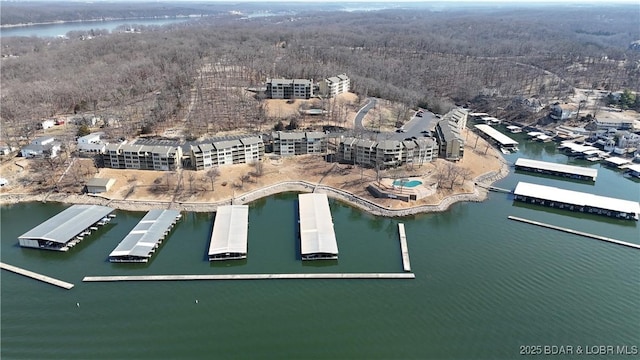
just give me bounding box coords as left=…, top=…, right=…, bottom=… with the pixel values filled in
left=208, top=205, right=249, bottom=261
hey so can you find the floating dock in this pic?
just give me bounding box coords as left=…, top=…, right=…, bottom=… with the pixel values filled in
left=398, top=223, right=411, bottom=272
left=108, top=209, right=181, bottom=263
left=1, top=262, right=74, bottom=289
left=299, top=193, right=338, bottom=260
left=475, top=124, right=519, bottom=151
left=508, top=216, right=640, bottom=249
left=83, top=273, right=415, bottom=282
left=515, top=158, right=598, bottom=182
left=18, top=205, right=114, bottom=251
left=208, top=205, right=249, bottom=261
left=513, top=182, right=640, bottom=221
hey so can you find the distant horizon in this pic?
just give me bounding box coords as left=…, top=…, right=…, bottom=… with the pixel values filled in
left=1, top=0, right=639, bottom=3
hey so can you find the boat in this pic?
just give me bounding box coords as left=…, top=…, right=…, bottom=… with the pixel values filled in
left=500, top=148, right=510, bottom=155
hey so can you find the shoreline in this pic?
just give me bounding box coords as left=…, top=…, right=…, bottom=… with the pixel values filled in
left=0, top=158, right=510, bottom=217
left=0, top=16, right=200, bottom=30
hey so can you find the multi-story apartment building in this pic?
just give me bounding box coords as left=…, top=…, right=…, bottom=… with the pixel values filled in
left=338, top=137, right=436, bottom=168
left=318, top=74, right=350, bottom=98
left=266, top=78, right=314, bottom=99
left=190, top=137, right=264, bottom=170
left=272, top=132, right=327, bottom=156
left=435, top=119, right=464, bottom=161
left=103, top=143, right=182, bottom=171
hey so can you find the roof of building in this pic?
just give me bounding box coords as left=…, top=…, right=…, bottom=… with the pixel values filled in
left=626, top=164, right=640, bottom=173
left=596, top=117, right=634, bottom=124
left=212, top=139, right=242, bottom=149
left=32, top=136, right=55, bottom=143
left=274, top=132, right=306, bottom=140
left=86, top=178, right=116, bottom=188
left=377, top=140, right=402, bottom=151
left=604, top=157, right=632, bottom=166
left=109, top=209, right=181, bottom=259
left=208, top=205, right=249, bottom=256
left=515, top=158, right=598, bottom=179
left=514, top=182, right=640, bottom=215
left=299, top=193, right=338, bottom=256
left=240, top=137, right=263, bottom=145
left=436, top=119, right=462, bottom=142
left=474, top=124, right=519, bottom=146
left=19, top=205, right=114, bottom=244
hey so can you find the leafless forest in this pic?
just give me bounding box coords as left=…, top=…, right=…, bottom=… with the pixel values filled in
left=1, top=3, right=639, bottom=148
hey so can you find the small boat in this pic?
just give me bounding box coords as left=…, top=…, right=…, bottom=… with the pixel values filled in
left=500, top=148, right=510, bottom=155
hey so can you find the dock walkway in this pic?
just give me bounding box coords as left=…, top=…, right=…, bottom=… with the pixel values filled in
left=398, top=223, right=411, bottom=272
left=83, top=273, right=415, bottom=282
left=508, top=216, right=640, bottom=249
left=0, top=262, right=74, bottom=289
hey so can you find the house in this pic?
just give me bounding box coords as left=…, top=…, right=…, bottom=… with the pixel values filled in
left=38, top=119, right=55, bottom=130
left=550, top=103, right=578, bottom=121
left=77, top=132, right=106, bottom=154
left=85, top=178, right=116, bottom=193
left=318, top=74, right=350, bottom=98
left=272, top=132, right=327, bottom=156
left=20, top=136, right=61, bottom=158
left=595, top=117, right=635, bottom=130
left=266, top=78, right=314, bottom=99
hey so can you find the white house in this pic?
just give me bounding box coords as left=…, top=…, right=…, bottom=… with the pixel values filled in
left=77, top=132, right=106, bottom=153
left=38, top=119, right=55, bottom=130
left=21, top=136, right=61, bottom=158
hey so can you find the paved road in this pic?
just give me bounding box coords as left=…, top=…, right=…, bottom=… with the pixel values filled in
left=353, top=97, right=377, bottom=131
left=388, top=110, right=439, bottom=141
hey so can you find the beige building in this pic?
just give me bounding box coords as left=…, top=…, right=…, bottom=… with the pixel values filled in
left=272, top=132, right=327, bottom=156
left=434, top=108, right=468, bottom=161
left=338, top=137, right=436, bottom=168
left=190, top=137, right=264, bottom=170
left=319, top=74, right=350, bottom=98
left=103, top=143, right=182, bottom=171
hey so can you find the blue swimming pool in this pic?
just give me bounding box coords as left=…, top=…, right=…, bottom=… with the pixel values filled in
left=393, top=179, right=422, bottom=188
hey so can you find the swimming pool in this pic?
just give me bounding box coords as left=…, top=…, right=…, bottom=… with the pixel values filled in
left=393, top=179, right=423, bottom=188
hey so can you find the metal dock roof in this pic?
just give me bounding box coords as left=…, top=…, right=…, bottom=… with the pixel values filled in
left=109, top=209, right=181, bottom=260
left=298, top=193, right=338, bottom=257
left=19, top=205, right=114, bottom=244
left=208, top=205, right=249, bottom=259
left=515, top=158, right=598, bottom=180
left=514, top=182, right=640, bottom=216
left=475, top=124, right=519, bottom=146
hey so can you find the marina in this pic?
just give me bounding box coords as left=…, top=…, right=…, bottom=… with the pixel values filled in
left=0, top=262, right=75, bottom=289
left=108, top=209, right=181, bottom=262
left=508, top=216, right=640, bottom=250
left=603, top=156, right=632, bottom=168
left=474, top=124, right=519, bottom=152
left=82, top=273, right=416, bottom=282
left=513, top=182, right=640, bottom=221
left=514, top=158, right=598, bottom=182
left=298, top=193, right=339, bottom=260
left=208, top=205, right=249, bottom=261
left=18, top=204, right=114, bottom=251
left=398, top=223, right=411, bottom=272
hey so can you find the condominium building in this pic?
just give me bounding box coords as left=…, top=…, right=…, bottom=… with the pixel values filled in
left=272, top=131, right=327, bottom=156
left=318, top=74, right=350, bottom=98
left=338, top=137, right=436, bottom=168
left=103, top=143, right=182, bottom=171
left=435, top=119, right=464, bottom=161
left=190, top=137, right=264, bottom=170
left=266, top=78, right=314, bottom=99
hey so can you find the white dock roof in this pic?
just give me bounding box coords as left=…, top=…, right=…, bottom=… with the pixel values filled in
left=109, top=209, right=180, bottom=259
left=515, top=158, right=598, bottom=180
left=604, top=157, right=632, bottom=166
left=208, top=205, right=249, bottom=257
left=19, top=205, right=114, bottom=244
left=299, top=193, right=338, bottom=256
left=514, top=182, right=640, bottom=216
left=475, top=124, right=519, bottom=146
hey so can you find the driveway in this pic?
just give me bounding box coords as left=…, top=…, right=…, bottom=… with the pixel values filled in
left=354, top=97, right=376, bottom=131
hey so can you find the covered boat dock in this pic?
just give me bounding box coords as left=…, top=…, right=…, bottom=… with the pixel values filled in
left=18, top=204, right=114, bottom=251
left=513, top=182, right=639, bottom=221
left=475, top=124, right=519, bottom=151
left=298, top=193, right=338, bottom=260
left=109, top=209, right=181, bottom=262
left=208, top=205, right=249, bottom=261
left=515, top=158, right=598, bottom=182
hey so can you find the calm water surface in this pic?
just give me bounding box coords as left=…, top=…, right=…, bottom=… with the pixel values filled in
left=2, top=133, right=639, bottom=359
left=0, top=18, right=191, bottom=38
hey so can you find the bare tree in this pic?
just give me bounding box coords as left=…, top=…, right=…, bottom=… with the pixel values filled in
left=205, top=167, right=219, bottom=191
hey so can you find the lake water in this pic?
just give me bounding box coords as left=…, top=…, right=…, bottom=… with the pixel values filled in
left=2, top=131, right=639, bottom=359
left=0, top=18, right=192, bottom=38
